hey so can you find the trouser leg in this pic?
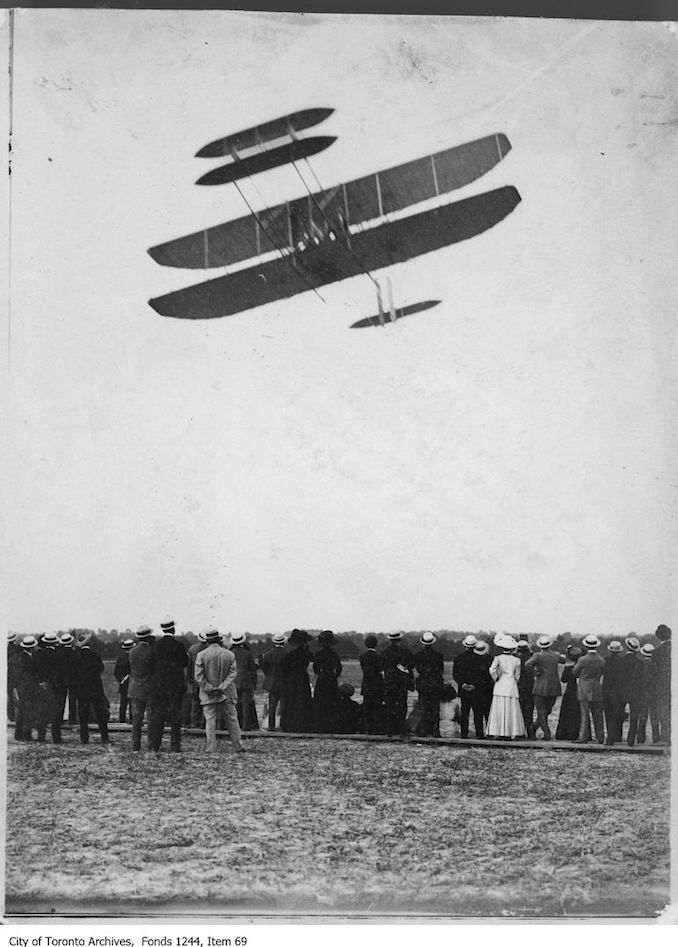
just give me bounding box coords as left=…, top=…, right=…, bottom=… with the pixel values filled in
left=578, top=700, right=592, bottom=741
left=147, top=697, right=165, bottom=751
left=649, top=701, right=661, bottom=743
left=119, top=684, right=129, bottom=723
left=130, top=698, right=145, bottom=750
left=471, top=696, right=485, bottom=738
left=658, top=698, right=671, bottom=744
left=635, top=698, right=650, bottom=744
left=7, top=684, right=15, bottom=722
left=169, top=694, right=182, bottom=751
left=591, top=701, right=605, bottom=743
left=203, top=703, right=217, bottom=752
left=223, top=700, right=244, bottom=749
left=79, top=700, right=91, bottom=744
left=190, top=690, right=204, bottom=728
left=268, top=691, right=280, bottom=731
left=459, top=694, right=472, bottom=737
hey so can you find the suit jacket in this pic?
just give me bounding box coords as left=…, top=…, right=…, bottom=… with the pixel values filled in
left=572, top=652, right=605, bottom=702
left=382, top=643, right=413, bottom=690
left=622, top=651, right=645, bottom=701
left=194, top=643, right=238, bottom=705
left=73, top=647, right=106, bottom=700
left=150, top=634, right=188, bottom=697
left=232, top=643, right=258, bottom=693
left=114, top=653, right=131, bottom=686
left=525, top=650, right=563, bottom=697
left=32, top=646, right=61, bottom=690
left=649, top=640, right=671, bottom=702
left=187, top=640, right=207, bottom=689
left=413, top=647, right=444, bottom=692
left=602, top=653, right=626, bottom=700
left=452, top=650, right=484, bottom=693
left=260, top=646, right=286, bottom=693
left=128, top=640, right=156, bottom=700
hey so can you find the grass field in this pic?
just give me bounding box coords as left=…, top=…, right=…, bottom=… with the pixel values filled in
left=5, top=733, right=670, bottom=918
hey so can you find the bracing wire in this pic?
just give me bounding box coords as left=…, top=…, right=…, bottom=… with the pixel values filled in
left=232, top=179, right=326, bottom=305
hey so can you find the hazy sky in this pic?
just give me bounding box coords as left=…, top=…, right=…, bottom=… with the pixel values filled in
left=3, top=11, right=677, bottom=637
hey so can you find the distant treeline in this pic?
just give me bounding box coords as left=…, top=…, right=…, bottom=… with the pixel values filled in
left=49, top=628, right=661, bottom=661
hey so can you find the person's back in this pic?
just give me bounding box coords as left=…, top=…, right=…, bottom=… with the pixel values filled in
left=128, top=639, right=156, bottom=700
left=360, top=648, right=384, bottom=694
left=525, top=649, right=562, bottom=696
left=573, top=651, right=605, bottom=700
left=194, top=632, right=243, bottom=752
left=232, top=643, right=257, bottom=693
left=151, top=634, right=188, bottom=696
left=261, top=645, right=285, bottom=693
left=74, top=647, right=105, bottom=700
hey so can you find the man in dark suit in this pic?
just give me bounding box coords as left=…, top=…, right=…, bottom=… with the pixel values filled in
left=186, top=631, right=207, bottom=728
left=649, top=624, right=671, bottom=745
left=360, top=635, right=384, bottom=735
left=148, top=618, right=188, bottom=752
left=382, top=631, right=413, bottom=737
left=260, top=632, right=286, bottom=731
left=525, top=635, right=564, bottom=741
left=114, top=638, right=134, bottom=723
left=231, top=632, right=259, bottom=730
left=572, top=634, right=606, bottom=743
left=7, top=632, right=23, bottom=723
left=516, top=640, right=536, bottom=737
left=73, top=632, right=111, bottom=745
left=628, top=643, right=655, bottom=746
left=453, top=635, right=485, bottom=739
left=602, top=640, right=626, bottom=744
left=32, top=631, right=62, bottom=743
left=14, top=636, right=41, bottom=741
left=129, top=624, right=156, bottom=751
left=413, top=632, right=444, bottom=737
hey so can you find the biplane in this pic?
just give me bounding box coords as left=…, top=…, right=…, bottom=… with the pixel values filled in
left=148, top=108, right=521, bottom=326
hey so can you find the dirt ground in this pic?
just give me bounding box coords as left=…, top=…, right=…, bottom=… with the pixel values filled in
left=5, top=733, right=671, bottom=918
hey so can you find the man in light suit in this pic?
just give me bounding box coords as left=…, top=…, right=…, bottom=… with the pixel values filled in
left=572, top=634, right=606, bottom=744
left=194, top=628, right=245, bottom=753
left=525, top=636, right=565, bottom=741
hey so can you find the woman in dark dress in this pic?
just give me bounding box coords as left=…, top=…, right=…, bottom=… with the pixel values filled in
left=312, top=630, right=342, bottom=732
left=280, top=629, right=314, bottom=733
left=556, top=644, right=582, bottom=740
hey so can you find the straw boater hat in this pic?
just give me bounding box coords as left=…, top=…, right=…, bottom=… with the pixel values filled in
left=198, top=630, right=207, bottom=642
left=462, top=635, right=477, bottom=649
left=42, top=631, right=59, bottom=646
left=20, top=635, right=37, bottom=650
left=607, top=640, right=623, bottom=653
left=160, top=617, right=176, bottom=635
left=78, top=631, right=93, bottom=646
left=582, top=634, right=600, bottom=650
left=59, top=633, right=74, bottom=646
left=537, top=636, right=552, bottom=649
left=625, top=636, right=640, bottom=652
left=136, top=625, right=153, bottom=640
left=640, top=643, right=655, bottom=658
left=122, top=638, right=134, bottom=650
left=204, top=628, right=221, bottom=643
left=388, top=630, right=402, bottom=640
left=517, top=640, right=530, bottom=651
left=231, top=632, right=246, bottom=645
left=273, top=632, right=286, bottom=645
left=8, top=631, right=16, bottom=643
left=474, top=641, right=489, bottom=655
left=420, top=632, right=436, bottom=645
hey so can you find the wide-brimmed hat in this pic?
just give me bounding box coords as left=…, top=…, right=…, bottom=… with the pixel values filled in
left=607, top=640, right=623, bottom=653
left=338, top=683, right=355, bottom=698
left=364, top=634, right=378, bottom=649
left=387, top=630, right=402, bottom=640
left=289, top=628, right=311, bottom=645
left=582, top=634, right=600, bottom=649
left=502, top=636, right=518, bottom=650
left=462, top=635, right=477, bottom=649
left=493, top=633, right=509, bottom=649
left=20, top=635, right=37, bottom=650
left=136, top=625, right=153, bottom=640
left=41, top=631, right=59, bottom=646
left=640, top=643, right=655, bottom=657
left=273, top=632, right=286, bottom=645
left=317, top=630, right=335, bottom=645
left=122, top=638, right=134, bottom=650
left=655, top=624, right=671, bottom=642
left=537, top=636, right=552, bottom=649
left=160, top=617, right=175, bottom=634
left=204, top=628, right=221, bottom=643
left=231, top=632, right=246, bottom=646
left=625, top=636, right=640, bottom=652
left=474, top=641, right=489, bottom=655
left=420, top=632, right=436, bottom=645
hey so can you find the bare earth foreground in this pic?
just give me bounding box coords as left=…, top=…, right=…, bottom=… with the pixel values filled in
left=5, top=736, right=670, bottom=918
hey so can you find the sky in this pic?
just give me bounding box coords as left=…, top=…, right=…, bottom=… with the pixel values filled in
left=2, top=10, right=677, bottom=638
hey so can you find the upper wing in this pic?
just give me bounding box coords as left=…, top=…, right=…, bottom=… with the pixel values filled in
left=149, top=185, right=521, bottom=320
left=195, top=137, right=336, bottom=186
left=149, top=133, right=513, bottom=270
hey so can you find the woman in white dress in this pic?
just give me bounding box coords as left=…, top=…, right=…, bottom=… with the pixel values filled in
left=487, top=635, right=527, bottom=739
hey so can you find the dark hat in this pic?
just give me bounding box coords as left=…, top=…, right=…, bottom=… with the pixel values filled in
left=289, top=628, right=311, bottom=645
left=122, top=638, right=134, bottom=650
left=160, top=617, right=175, bottom=634
left=204, top=628, right=221, bottom=643
left=338, top=683, right=355, bottom=698
left=364, top=634, right=378, bottom=649
left=439, top=683, right=457, bottom=701
left=656, top=624, right=671, bottom=642
left=566, top=645, right=583, bottom=659
left=317, top=629, right=335, bottom=645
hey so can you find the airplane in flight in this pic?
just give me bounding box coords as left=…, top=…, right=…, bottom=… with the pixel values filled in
left=148, top=107, right=521, bottom=327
